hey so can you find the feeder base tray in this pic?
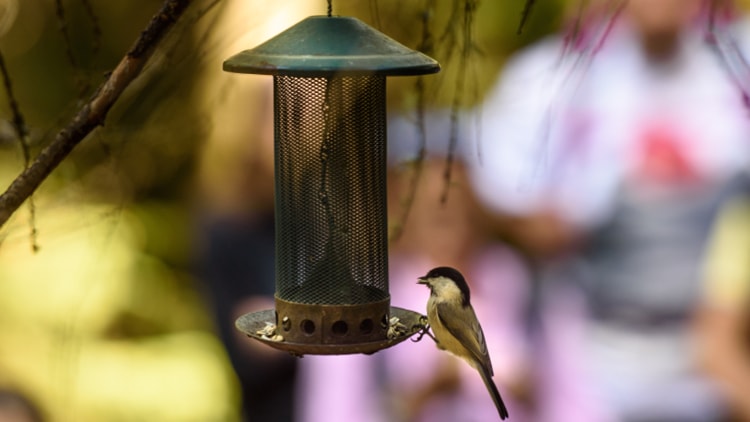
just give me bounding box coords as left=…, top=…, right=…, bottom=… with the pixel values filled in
left=236, top=307, right=427, bottom=356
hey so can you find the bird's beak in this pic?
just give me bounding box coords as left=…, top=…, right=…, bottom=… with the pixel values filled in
left=417, top=277, right=428, bottom=285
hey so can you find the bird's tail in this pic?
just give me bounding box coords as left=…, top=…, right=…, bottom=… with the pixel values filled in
left=479, top=366, right=509, bottom=420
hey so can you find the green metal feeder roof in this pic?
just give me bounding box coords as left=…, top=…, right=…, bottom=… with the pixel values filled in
left=223, top=15, right=440, bottom=77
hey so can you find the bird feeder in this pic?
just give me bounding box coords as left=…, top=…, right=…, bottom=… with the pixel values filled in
left=224, top=15, right=440, bottom=355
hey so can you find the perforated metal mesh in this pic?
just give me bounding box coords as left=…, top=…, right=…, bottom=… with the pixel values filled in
left=274, top=75, right=389, bottom=305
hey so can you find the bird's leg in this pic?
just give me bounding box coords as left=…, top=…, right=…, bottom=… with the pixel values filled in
left=412, top=325, right=437, bottom=343
left=412, top=316, right=438, bottom=344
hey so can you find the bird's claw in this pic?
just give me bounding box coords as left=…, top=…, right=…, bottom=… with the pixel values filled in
left=411, top=318, right=437, bottom=343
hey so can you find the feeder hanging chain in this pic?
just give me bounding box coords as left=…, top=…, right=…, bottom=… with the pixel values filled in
left=319, top=78, right=337, bottom=235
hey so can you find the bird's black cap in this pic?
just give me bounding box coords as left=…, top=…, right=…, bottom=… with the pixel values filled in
left=419, top=266, right=471, bottom=306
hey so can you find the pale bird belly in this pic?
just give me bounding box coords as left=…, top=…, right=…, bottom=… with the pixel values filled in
left=427, top=305, right=475, bottom=365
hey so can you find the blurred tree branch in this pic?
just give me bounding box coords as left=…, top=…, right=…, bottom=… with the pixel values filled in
left=0, top=48, right=37, bottom=250
left=518, top=0, right=535, bottom=34
left=0, top=0, right=193, bottom=229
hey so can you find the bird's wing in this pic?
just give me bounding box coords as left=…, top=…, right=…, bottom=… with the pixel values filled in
left=436, top=302, right=494, bottom=375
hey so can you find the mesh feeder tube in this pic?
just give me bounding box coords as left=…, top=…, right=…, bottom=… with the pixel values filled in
left=224, top=15, right=439, bottom=355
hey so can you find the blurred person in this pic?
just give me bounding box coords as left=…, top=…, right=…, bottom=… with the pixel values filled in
left=194, top=2, right=322, bottom=418
left=194, top=78, right=298, bottom=422
left=695, top=175, right=750, bottom=421
left=378, top=113, right=534, bottom=422
left=195, top=212, right=298, bottom=422
left=468, top=0, right=750, bottom=421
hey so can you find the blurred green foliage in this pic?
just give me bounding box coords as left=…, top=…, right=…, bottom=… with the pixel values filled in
left=0, top=0, right=566, bottom=212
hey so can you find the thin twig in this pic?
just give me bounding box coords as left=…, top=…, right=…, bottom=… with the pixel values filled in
left=706, top=0, right=750, bottom=106
left=0, top=52, right=29, bottom=160
left=0, top=49, right=38, bottom=250
left=440, top=0, right=477, bottom=204
left=390, top=0, right=435, bottom=242
left=592, top=0, right=626, bottom=54
left=369, top=0, right=382, bottom=29
left=437, top=0, right=461, bottom=65
left=0, top=0, right=193, bottom=229
left=517, top=0, right=536, bottom=34
left=54, top=0, right=77, bottom=68
left=80, top=0, right=103, bottom=56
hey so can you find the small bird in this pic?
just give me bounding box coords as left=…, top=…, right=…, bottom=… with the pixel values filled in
left=418, top=266, right=510, bottom=420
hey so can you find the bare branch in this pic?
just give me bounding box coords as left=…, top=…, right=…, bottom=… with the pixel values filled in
left=54, top=0, right=78, bottom=68
left=0, top=49, right=38, bottom=250
left=389, top=0, right=435, bottom=243
left=80, top=0, right=103, bottom=56
left=0, top=0, right=193, bottom=229
left=369, top=0, right=382, bottom=29
left=517, top=0, right=535, bottom=35
left=440, top=0, right=477, bottom=204
left=0, top=50, right=29, bottom=160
